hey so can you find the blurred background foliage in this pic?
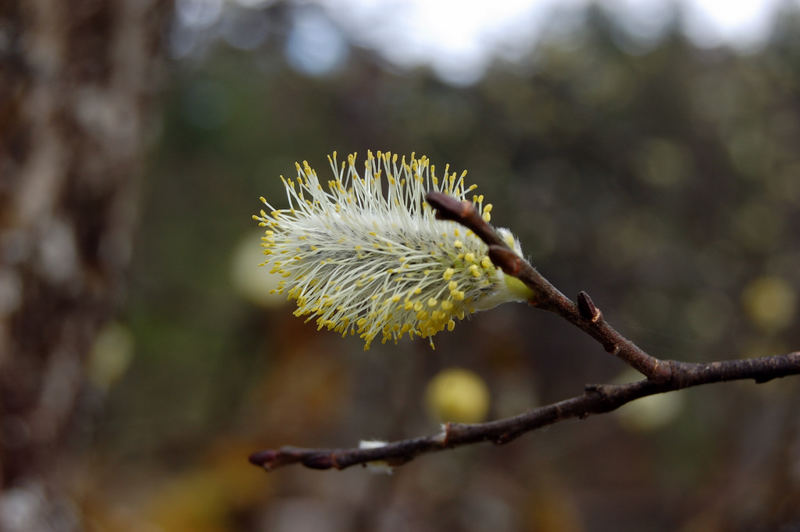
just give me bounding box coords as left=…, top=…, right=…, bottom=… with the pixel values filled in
left=77, top=1, right=800, bottom=530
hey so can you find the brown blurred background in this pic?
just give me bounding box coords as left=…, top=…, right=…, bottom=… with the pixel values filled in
left=1, top=0, right=800, bottom=530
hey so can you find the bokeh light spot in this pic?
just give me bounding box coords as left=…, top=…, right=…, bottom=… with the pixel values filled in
left=285, top=9, right=348, bottom=77
left=741, top=275, right=796, bottom=333
left=425, top=368, right=490, bottom=423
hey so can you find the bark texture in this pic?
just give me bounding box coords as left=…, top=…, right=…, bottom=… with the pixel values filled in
left=0, top=1, right=169, bottom=529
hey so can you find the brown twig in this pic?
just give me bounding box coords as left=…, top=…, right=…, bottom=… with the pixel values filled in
left=248, top=191, right=800, bottom=473
left=428, top=191, right=667, bottom=381
left=250, top=352, right=800, bottom=471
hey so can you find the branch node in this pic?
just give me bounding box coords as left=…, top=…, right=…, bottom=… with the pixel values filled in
left=649, top=360, right=674, bottom=384
left=432, top=427, right=448, bottom=445
left=441, top=422, right=455, bottom=446
left=494, top=432, right=516, bottom=445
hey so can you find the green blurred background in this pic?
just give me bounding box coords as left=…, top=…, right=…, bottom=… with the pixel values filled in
left=79, top=1, right=800, bottom=530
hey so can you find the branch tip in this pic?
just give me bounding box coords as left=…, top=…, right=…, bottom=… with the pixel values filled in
left=426, top=191, right=508, bottom=249
left=488, top=245, right=523, bottom=275
left=425, top=191, right=474, bottom=222
left=248, top=449, right=272, bottom=467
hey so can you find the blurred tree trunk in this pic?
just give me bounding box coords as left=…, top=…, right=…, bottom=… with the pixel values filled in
left=0, top=0, right=169, bottom=529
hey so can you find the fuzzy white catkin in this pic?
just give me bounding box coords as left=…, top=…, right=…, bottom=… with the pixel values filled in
left=253, top=150, right=530, bottom=349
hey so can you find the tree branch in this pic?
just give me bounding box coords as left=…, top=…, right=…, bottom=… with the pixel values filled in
left=428, top=191, right=667, bottom=380
left=249, top=352, right=800, bottom=471
left=248, top=191, right=800, bottom=472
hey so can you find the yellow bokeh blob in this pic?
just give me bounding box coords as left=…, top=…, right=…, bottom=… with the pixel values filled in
left=741, top=275, right=796, bottom=333
left=230, top=231, right=287, bottom=308
left=425, top=368, right=490, bottom=423
left=614, top=369, right=684, bottom=431
left=87, top=321, right=134, bottom=392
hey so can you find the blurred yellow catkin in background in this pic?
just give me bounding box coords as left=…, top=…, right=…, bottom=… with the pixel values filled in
left=741, top=275, right=796, bottom=333
left=425, top=368, right=490, bottom=423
